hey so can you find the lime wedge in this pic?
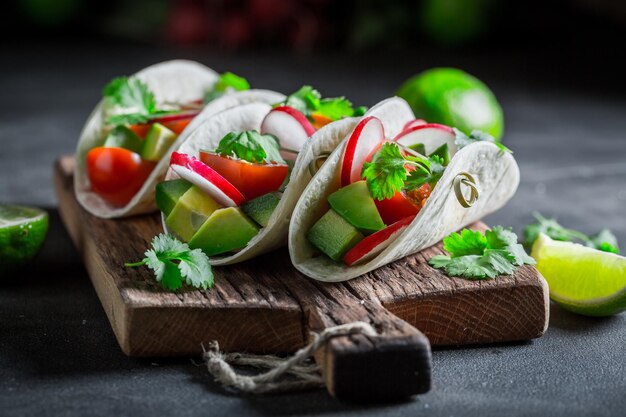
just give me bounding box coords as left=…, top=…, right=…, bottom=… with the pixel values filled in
left=531, top=233, right=626, bottom=317
left=396, top=68, right=504, bottom=140
left=0, top=205, right=49, bottom=272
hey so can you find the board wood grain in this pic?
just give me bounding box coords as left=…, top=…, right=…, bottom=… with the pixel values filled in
left=54, top=156, right=548, bottom=401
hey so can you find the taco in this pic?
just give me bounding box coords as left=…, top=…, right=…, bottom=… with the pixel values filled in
left=156, top=86, right=367, bottom=265
left=74, top=60, right=284, bottom=218
left=288, top=97, right=520, bottom=282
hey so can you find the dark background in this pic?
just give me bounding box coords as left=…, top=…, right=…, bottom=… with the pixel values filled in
left=1, top=1, right=626, bottom=416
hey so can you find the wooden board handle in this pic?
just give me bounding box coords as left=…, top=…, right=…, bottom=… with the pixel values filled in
left=306, top=297, right=432, bottom=402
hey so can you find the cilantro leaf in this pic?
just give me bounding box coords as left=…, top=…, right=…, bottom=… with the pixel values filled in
left=454, top=128, right=512, bottom=154
left=361, top=142, right=409, bottom=200
left=524, top=212, right=619, bottom=254
left=276, top=85, right=361, bottom=122
left=215, top=130, right=284, bottom=164
left=205, top=72, right=250, bottom=103
left=442, top=229, right=488, bottom=256
left=429, top=226, right=534, bottom=280
left=125, top=234, right=214, bottom=291
left=405, top=154, right=445, bottom=190
left=103, top=77, right=156, bottom=113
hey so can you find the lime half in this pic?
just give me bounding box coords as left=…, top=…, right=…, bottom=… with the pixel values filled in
left=396, top=67, right=504, bottom=140
left=0, top=205, right=49, bottom=272
left=531, top=233, right=626, bottom=317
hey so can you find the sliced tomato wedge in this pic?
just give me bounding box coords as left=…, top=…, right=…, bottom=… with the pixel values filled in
left=199, top=152, right=289, bottom=200
left=374, top=190, right=421, bottom=225
left=128, top=110, right=199, bottom=138
left=86, top=147, right=156, bottom=207
left=343, top=215, right=415, bottom=266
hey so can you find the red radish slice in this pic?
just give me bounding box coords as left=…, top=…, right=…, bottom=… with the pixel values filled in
left=340, top=116, right=385, bottom=186
left=394, top=123, right=456, bottom=156
left=170, top=152, right=245, bottom=207
left=261, top=106, right=316, bottom=159
left=343, top=215, right=415, bottom=266
left=402, top=119, right=427, bottom=131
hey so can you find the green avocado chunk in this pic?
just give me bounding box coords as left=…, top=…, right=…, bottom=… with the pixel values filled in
left=103, top=126, right=143, bottom=153
left=307, top=209, right=364, bottom=261
left=429, top=143, right=450, bottom=165
left=189, top=207, right=260, bottom=256
left=241, top=192, right=281, bottom=227
left=156, top=179, right=192, bottom=218
left=141, top=123, right=177, bottom=162
left=166, top=186, right=221, bottom=242
left=328, top=181, right=385, bottom=234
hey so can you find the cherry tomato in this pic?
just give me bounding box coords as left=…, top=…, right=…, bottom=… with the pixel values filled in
left=86, top=147, right=156, bottom=207
left=199, top=152, right=289, bottom=200
left=128, top=111, right=198, bottom=138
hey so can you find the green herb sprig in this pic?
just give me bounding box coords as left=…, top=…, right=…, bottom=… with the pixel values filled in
left=454, top=128, right=512, bottom=154
left=204, top=72, right=250, bottom=103
left=103, top=77, right=174, bottom=125
left=361, top=142, right=446, bottom=200
left=524, top=212, right=619, bottom=254
left=429, top=227, right=535, bottom=280
left=215, top=130, right=285, bottom=164
left=125, top=234, right=214, bottom=291
left=277, top=85, right=364, bottom=122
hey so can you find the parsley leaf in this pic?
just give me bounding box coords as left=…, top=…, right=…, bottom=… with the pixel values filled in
left=126, top=234, right=214, bottom=291
left=362, top=142, right=447, bottom=200
left=429, top=226, right=535, bottom=280
left=454, top=128, right=512, bottom=154
left=361, top=142, right=409, bottom=200
left=103, top=77, right=162, bottom=125
left=204, top=72, right=250, bottom=103
left=276, top=85, right=361, bottom=122
left=215, top=130, right=285, bottom=164
left=405, top=154, right=445, bottom=190
left=524, top=212, right=619, bottom=254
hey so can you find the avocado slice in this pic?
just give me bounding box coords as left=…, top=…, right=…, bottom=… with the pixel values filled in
left=156, top=179, right=192, bottom=218
left=103, top=126, right=143, bottom=153
left=328, top=180, right=385, bottom=234
left=241, top=192, right=281, bottom=227
left=189, top=207, right=260, bottom=256
left=428, top=143, right=450, bottom=165
left=141, top=123, right=177, bottom=162
left=307, top=209, right=364, bottom=261
left=408, top=143, right=426, bottom=156
left=166, top=186, right=221, bottom=241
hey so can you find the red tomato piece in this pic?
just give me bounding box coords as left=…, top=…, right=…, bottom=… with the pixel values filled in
left=86, top=147, right=156, bottom=207
left=199, top=152, right=289, bottom=200
left=374, top=190, right=422, bottom=225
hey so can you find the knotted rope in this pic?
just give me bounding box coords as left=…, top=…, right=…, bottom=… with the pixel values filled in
left=203, top=321, right=378, bottom=394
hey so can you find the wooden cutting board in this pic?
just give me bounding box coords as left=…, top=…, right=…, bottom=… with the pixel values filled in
left=54, top=156, right=549, bottom=401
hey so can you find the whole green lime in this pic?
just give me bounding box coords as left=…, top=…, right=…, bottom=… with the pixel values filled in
left=396, top=68, right=504, bottom=141
left=0, top=205, right=49, bottom=273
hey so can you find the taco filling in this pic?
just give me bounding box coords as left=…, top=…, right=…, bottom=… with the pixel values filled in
left=85, top=72, right=250, bottom=207
left=305, top=117, right=454, bottom=266
left=156, top=86, right=364, bottom=256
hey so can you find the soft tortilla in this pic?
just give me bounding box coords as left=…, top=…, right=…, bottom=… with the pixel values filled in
left=74, top=59, right=284, bottom=218
left=288, top=99, right=520, bottom=282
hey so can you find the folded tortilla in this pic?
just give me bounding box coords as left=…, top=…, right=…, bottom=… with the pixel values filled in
left=74, top=59, right=284, bottom=218
left=162, top=101, right=371, bottom=265
left=288, top=97, right=520, bottom=282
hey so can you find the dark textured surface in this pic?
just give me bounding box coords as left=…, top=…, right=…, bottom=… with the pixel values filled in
left=1, top=41, right=625, bottom=416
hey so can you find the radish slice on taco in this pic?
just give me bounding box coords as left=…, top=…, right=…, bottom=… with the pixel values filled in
left=74, top=60, right=284, bottom=218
